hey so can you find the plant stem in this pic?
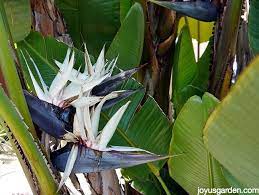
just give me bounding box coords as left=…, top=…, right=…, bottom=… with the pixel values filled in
left=148, top=163, right=171, bottom=195
left=0, top=0, right=27, bottom=89
left=208, top=0, right=243, bottom=98
left=0, top=87, right=58, bottom=194
left=0, top=1, right=37, bottom=138
left=0, top=118, right=39, bottom=195
left=157, top=175, right=171, bottom=195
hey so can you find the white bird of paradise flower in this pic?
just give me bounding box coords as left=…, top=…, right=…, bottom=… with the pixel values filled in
left=21, top=45, right=150, bottom=189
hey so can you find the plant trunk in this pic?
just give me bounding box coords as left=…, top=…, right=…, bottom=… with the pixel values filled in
left=30, top=0, right=72, bottom=44
left=85, top=171, right=121, bottom=195
left=139, top=0, right=178, bottom=117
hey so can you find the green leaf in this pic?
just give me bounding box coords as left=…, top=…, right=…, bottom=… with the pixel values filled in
left=55, top=0, right=120, bottom=57
left=106, top=3, right=144, bottom=70
left=169, top=93, right=228, bottom=194
left=3, top=0, right=31, bottom=42
left=0, top=10, right=36, bottom=137
left=122, top=168, right=163, bottom=195
left=193, top=39, right=212, bottom=91
left=100, top=79, right=171, bottom=158
left=172, top=25, right=197, bottom=111
left=101, top=86, right=172, bottom=194
left=178, top=17, right=214, bottom=43
left=101, top=79, right=145, bottom=142
left=248, top=0, right=259, bottom=55
left=172, top=25, right=197, bottom=114
left=172, top=25, right=211, bottom=114
left=17, top=32, right=85, bottom=87
left=222, top=168, right=248, bottom=195
left=204, top=56, right=259, bottom=188
left=110, top=96, right=171, bottom=156
left=120, top=0, right=133, bottom=22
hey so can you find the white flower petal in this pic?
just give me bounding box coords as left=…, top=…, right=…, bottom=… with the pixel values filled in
left=58, top=144, right=78, bottom=190
left=73, top=114, right=81, bottom=137
left=83, top=106, right=95, bottom=141
left=55, top=60, right=88, bottom=84
left=21, top=51, right=49, bottom=102
left=63, top=132, right=78, bottom=143
left=82, top=75, right=108, bottom=92
left=71, top=96, right=103, bottom=108
left=94, top=45, right=105, bottom=78
left=84, top=43, right=94, bottom=76
left=61, top=83, right=80, bottom=100
left=91, top=92, right=119, bottom=137
left=61, top=48, right=71, bottom=72
left=97, top=101, right=130, bottom=150
left=103, top=146, right=155, bottom=154
left=49, top=52, right=75, bottom=98
left=62, top=75, right=108, bottom=100
left=106, top=56, right=117, bottom=76
left=27, top=53, right=49, bottom=95
left=75, top=107, right=87, bottom=140
left=54, top=60, right=63, bottom=69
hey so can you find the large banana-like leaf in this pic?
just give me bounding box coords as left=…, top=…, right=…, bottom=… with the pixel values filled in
left=222, top=168, right=247, bottom=195
left=55, top=0, right=120, bottom=57
left=169, top=93, right=228, bottom=194
left=172, top=25, right=211, bottom=114
left=104, top=95, right=171, bottom=159
left=2, top=0, right=31, bottom=42
left=204, top=56, right=259, bottom=188
left=248, top=0, right=259, bottom=55
left=106, top=3, right=144, bottom=70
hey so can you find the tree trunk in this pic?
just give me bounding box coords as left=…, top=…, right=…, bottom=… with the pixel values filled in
left=139, top=0, right=178, bottom=117
left=30, top=0, right=72, bottom=44
left=86, top=171, right=121, bottom=195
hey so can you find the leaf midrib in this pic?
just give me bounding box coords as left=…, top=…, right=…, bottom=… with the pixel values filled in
left=23, top=39, right=59, bottom=73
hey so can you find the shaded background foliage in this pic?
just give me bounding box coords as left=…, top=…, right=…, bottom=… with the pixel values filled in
left=1, top=0, right=259, bottom=195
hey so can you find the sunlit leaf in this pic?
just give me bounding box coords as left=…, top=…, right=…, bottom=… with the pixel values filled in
left=169, top=93, right=228, bottom=194
left=178, top=17, right=214, bottom=43
left=204, top=56, right=259, bottom=188
left=172, top=25, right=212, bottom=114
left=3, top=0, right=31, bottom=41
